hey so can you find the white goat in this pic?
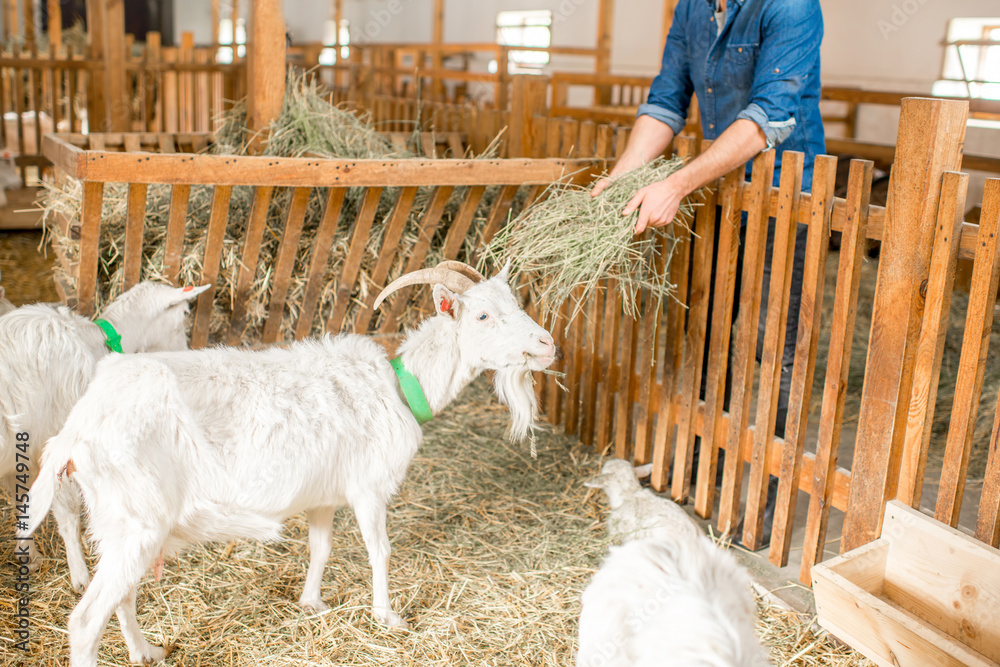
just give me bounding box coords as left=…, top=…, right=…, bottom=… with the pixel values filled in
left=22, top=262, right=555, bottom=667
left=579, top=458, right=771, bottom=667
left=577, top=537, right=772, bottom=667
left=583, top=458, right=702, bottom=544
left=1, top=282, right=209, bottom=592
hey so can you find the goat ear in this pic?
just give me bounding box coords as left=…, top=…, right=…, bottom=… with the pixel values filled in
left=432, top=284, right=461, bottom=319
left=497, top=260, right=512, bottom=284
left=168, top=283, right=212, bottom=307
left=633, top=463, right=653, bottom=479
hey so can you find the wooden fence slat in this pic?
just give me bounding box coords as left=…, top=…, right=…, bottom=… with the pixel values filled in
left=161, top=184, right=191, bottom=284
left=799, top=159, right=873, bottom=584
left=580, top=285, right=604, bottom=447
left=378, top=186, right=454, bottom=334
left=76, top=181, right=106, bottom=317
left=296, top=188, right=347, bottom=340
left=768, top=154, right=837, bottom=568
left=655, top=185, right=716, bottom=493
left=327, top=187, right=385, bottom=334
left=123, top=182, right=149, bottom=289
left=261, top=187, right=313, bottom=344
left=935, top=179, right=1000, bottom=523
left=225, top=186, right=275, bottom=344
left=548, top=299, right=569, bottom=426
left=692, top=169, right=744, bottom=515
left=842, top=97, right=968, bottom=552
left=614, top=312, right=639, bottom=460
left=473, top=184, right=519, bottom=262
left=441, top=185, right=487, bottom=259
left=742, top=151, right=804, bottom=550
left=191, top=185, right=234, bottom=348
left=633, top=234, right=670, bottom=465
left=595, top=281, right=622, bottom=453
left=353, top=186, right=420, bottom=333
left=895, top=171, right=967, bottom=507
left=718, top=149, right=775, bottom=535
left=565, top=287, right=586, bottom=436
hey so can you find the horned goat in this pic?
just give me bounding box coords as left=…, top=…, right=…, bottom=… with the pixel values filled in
left=22, top=262, right=555, bottom=667
left=1, top=282, right=209, bottom=592
left=579, top=458, right=771, bottom=666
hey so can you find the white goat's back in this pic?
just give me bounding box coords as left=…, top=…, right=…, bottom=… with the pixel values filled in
left=55, top=335, right=422, bottom=555
left=578, top=537, right=771, bottom=667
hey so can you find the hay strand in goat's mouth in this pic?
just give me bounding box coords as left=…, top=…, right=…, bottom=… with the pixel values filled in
left=480, top=157, right=699, bottom=324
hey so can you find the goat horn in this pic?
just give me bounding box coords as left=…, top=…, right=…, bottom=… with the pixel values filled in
left=435, top=260, right=486, bottom=283
left=373, top=268, right=475, bottom=311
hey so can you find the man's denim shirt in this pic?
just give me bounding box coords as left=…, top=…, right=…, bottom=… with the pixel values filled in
left=637, top=0, right=825, bottom=189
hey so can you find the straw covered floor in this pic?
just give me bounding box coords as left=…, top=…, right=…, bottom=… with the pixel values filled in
left=2, top=379, right=867, bottom=666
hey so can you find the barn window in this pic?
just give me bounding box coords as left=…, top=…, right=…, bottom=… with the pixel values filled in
left=492, top=10, right=552, bottom=74
left=934, top=18, right=1000, bottom=100
left=319, top=19, right=350, bottom=65
left=217, top=17, right=246, bottom=64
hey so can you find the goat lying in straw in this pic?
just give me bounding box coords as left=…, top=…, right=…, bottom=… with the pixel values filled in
left=22, top=262, right=555, bottom=667
left=1, top=282, right=208, bottom=592
left=579, top=459, right=771, bottom=666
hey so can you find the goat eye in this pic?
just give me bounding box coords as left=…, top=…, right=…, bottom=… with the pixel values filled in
left=478, top=312, right=489, bottom=321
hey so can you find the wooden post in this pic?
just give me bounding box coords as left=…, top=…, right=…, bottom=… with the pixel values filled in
left=431, top=0, right=444, bottom=100
left=86, top=0, right=107, bottom=130
left=48, top=0, right=61, bottom=54
left=246, top=0, right=286, bottom=150
left=25, top=0, right=34, bottom=52
left=509, top=74, right=548, bottom=158
left=333, top=0, right=342, bottom=49
left=595, top=0, right=614, bottom=104
left=211, top=0, right=220, bottom=46
left=106, top=0, right=129, bottom=131
left=841, top=97, right=968, bottom=552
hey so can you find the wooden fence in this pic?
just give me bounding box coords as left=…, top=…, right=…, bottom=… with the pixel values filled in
left=533, top=96, right=1000, bottom=583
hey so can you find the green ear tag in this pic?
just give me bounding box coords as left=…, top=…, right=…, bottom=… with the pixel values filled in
left=94, top=319, right=123, bottom=354
left=390, top=356, right=433, bottom=425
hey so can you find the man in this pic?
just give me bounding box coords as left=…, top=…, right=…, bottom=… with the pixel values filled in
left=593, top=0, right=825, bottom=545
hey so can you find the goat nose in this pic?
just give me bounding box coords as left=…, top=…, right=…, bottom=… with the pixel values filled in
left=540, top=334, right=555, bottom=348
left=554, top=346, right=564, bottom=361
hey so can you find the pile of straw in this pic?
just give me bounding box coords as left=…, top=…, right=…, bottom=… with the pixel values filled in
left=0, top=378, right=868, bottom=666
left=481, top=157, right=699, bottom=324
left=42, top=76, right=509, bottom=342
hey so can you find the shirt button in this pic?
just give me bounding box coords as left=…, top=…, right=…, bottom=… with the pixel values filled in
left=710, top=16, right=715, bottom=21
left=709, top=123, right=715, bottom=129
left=738, top=47, right=743, bottom=52
left=707, top=87, right=713, bottom=93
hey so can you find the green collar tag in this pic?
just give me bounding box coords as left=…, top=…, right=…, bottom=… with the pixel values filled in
left=94, top=319, right=123, bottom=354
left=390, top=356, right=433, bottom=425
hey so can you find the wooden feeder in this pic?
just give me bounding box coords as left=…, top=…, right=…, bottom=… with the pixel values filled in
left=812, top=500, right=1000, bottom=667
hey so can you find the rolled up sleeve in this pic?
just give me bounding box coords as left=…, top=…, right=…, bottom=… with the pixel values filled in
left=741, top=0, right=823, bottom=148
left=637, top=0, right=694, bottom=136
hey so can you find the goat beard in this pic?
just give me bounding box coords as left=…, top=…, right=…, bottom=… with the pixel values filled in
left=493, top=366, right=538, bottom=443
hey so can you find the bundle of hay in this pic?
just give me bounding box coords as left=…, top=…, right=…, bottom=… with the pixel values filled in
left=480, top=157, right=699, bottom=324
left=43, top=75, right=512, bottom=342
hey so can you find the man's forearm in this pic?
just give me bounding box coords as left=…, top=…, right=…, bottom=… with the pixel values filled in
left=671, top=119, right=767, bottom=194
left=618, top=115, right=677, bottom=168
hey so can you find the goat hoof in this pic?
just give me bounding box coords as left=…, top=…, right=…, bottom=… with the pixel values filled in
left=70, top=572, right=91, bottom=594
left=299, top=598, right=329, bottom=613
left=129, top=642, right=167, bottom=664
left=375, top=610, right=409, bottom=631
left=26, top=557, right=40, bottom=573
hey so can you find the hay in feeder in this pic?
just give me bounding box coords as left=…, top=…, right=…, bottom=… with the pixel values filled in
left=41, top=76, right=512, bottom=343
left=0, top=377, right=868, bottom=666
left=480, top=157, right=699, bottom=324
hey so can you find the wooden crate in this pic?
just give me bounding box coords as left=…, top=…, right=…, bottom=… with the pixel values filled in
left=813, top=501, right=1000, bottom=667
